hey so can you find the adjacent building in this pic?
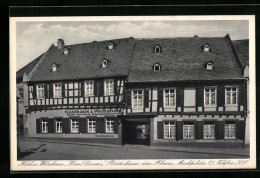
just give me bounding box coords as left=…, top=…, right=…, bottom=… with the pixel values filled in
left=17, top=35, right=248, bottom=147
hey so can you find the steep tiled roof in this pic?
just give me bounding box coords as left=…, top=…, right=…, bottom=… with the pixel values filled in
left=29, top=38, right=135, bottom=82
left=232, top=39, right=249, bottom=68
left=128, top=36, right=244, bottom=83
left=16, top=54, right=43, bottom=79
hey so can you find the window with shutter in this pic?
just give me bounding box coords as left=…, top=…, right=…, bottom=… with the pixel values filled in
left=132, top=90, right=144, bottom=109
left=163, top=89, right=176, bottom=108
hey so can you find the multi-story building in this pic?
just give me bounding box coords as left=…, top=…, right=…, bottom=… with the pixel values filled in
left=17, top=35, right=248, bottom=147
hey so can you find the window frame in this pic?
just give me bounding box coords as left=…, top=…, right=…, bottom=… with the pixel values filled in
left=163, top=88, right=176, bottom=108
left=224, top=122, right=236, bottom=139
left=183, top=124, right=195, bottom=139
left=104, top=79, right=114, bottom=96
left=71, top=118, right=79, bottom=133
left=41, top=119, right=48, bottom=133
left=53, top=83, right=62, bottom=98
left=163, top=121, right=176, bottom=139
left=131, top=89, right=144, bottom=109
left=203, top=123, right=215, bottom=139
left=36, top=84, right=45, bottom=99
left=56, top=120, right=62, bottom=133
left=225, top=86, right=239, bottom=106
left=88, top=118, right=96, bottom=133
left=106, top=118, right=114, bottom=133
left=204, top=87, right=217, bottom=107
left=84, top=80, right=94, bottom=97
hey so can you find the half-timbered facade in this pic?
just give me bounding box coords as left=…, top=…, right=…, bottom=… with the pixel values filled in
left=18, top=35, right=248, bottom=147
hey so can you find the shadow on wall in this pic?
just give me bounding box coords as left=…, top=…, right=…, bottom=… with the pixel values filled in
left=17, top=144, right=46, bottom=160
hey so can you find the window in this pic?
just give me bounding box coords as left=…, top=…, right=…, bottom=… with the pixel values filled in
left=104, top=79, right=114, bottom=96
left=102, top=60, right=108, bottom=68
left=225, top=87, right=238, bottom=105
left=71, top=119, right=79, bottom=133
left=56, top=120, right=62, bottom=133
left=203, top=123, right=215, bottom=139
left=64, top=48, right=69, bottom=55
left=153, top=63, right=161, bottom=72
left=106, top=118, right=114, bottom=133
left=164, top=122, right=175, bottom=139
left=53, top=83, right=62, bottom=98
left=108, top=42, right=113, bottom=50
left=41, top=120, right=48, bottom=133
left=164, top=89, right=176, bottom=107
left=204, top=44, right=209, bottom=52
left=52, top=64, right=57, bottom=72
left=18, top=88, right=23, bottom=101
left=85, top=80, right=94, bottom=96
left=225, top=122, right=236, bottom=139
left=183, top=124, right=194, bottom=139
left=37, top=84, right=45, bottom=99
left=154, top=45, right=161, bottom=53
left=132, top=90, right=143, bottom=108
left=88, top=118, right=96, bottom=133
left=206, top=62, right=214, bottom=70
left=204, top=88, right=217, bottom=106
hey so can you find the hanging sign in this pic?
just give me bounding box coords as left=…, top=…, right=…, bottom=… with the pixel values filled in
left=65, top=108, right=124, bottom=117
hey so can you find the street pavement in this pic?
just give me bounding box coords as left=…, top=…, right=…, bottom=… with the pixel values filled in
left=18, top=139, right=250, bottom=160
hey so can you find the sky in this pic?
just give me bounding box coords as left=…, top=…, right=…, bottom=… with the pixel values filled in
left=16, top=20, right=249, bottom=71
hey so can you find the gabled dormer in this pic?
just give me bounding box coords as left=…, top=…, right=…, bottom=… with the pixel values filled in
left=153, top=63, right=161, bottom=72
left=205, top=61, right=214, bottom=70
left=101, top=59, right=108, bottom=68
left=203, top=43, right=210, bottom=52
left=52, top=63, right=58, bottom=72
left=154, top=45, right=162, bottom=53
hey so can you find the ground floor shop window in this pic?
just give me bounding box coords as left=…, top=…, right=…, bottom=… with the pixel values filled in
left=164, top=122, right=175, bottom=139
left=41, top=120, right=48, bottom=133
left=88, top=118, right=96, bottom=133
left=56, top=120, right=62, bottom=133
left=106, top=118, right=114, bottom=133
left=203, top=122, right=215, bottom=139
left=225, top=121, right=236, bottom=139
left=183, top=123, right=194, bottom=139
left=71, top=119, right=79, bottom=133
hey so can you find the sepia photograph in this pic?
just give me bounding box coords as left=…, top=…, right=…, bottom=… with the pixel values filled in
left=10, top=15, right=256, bottom=170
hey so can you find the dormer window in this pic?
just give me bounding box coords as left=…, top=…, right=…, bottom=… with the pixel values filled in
left=153, top=63, right=161, bottom=72
left=52, top=64, right=57, bottom=72
left=154, top=45, right=161, bottom=53
left=206, top=62, right=214, bottom=70
left=108, top=42, right=114, bottom=50
left=204, top=44, right=210, bottom=52
left=102, top=59, right=108, bottom=68
left=63, top=48, right=69, bottom=55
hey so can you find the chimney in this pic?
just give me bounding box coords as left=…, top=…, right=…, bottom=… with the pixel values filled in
left=194, top=35, right=198, bottom=37
left=57, top=39, right=64, bottom=49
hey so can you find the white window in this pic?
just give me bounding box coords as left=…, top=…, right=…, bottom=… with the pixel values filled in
left=102, top=60, right=108, bottom=68
left=204, top=88, right=217, bottom=106
left=53, top=83, right=62, bottom=98
left=18, top=88, right=24, bottom=101
left=71, top=119, right=79, bottom=133
left=104, top=79, right=114, bottom=96
left=106, top=118, right=114, bottom=133
left=52, top=64, right=57, bottom=72
left=154, top=45, right=161, bottom=53
left=183, top=124, right=194, bottom=139
left=56, top=120, right=62, bottom=133
left=88, top=118, right=96, bottom=133
left=206, top=62, right=214, bottom=70
left=132, top=90, right=143, bottom=108
left=153, top=63, right=161, bottom=72
left=108, top=42, right=113, bottom=50
left=85, top=80, right=94, bottom=96
left=164, top=122, right=175, bottom=139
left=225, top=87, right=238, bottom=105
left=42, top=120, right=48, bottom=133
left=225, top=123, right=236, bottom=139
left=37, top=84, right=45, bottom=99
left=204, top=44, right=209, bottom=52
left=164, top=89, right=176, bottom=108
left=203, top=123, right=215, bottom=139
left=64, top=48, right=69, bottom=55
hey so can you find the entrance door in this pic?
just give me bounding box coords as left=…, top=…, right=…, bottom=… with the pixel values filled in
left=123, top=121, right=150, bottom=145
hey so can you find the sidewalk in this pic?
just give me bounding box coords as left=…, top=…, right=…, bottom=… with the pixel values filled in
left=21, top=138, right=250, bottom=158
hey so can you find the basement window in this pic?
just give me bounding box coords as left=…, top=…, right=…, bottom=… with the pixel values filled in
left=153, top=63, right=161, bottom=72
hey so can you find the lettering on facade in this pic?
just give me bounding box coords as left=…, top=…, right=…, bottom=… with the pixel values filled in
left=65, top=109, right=124, bottom=117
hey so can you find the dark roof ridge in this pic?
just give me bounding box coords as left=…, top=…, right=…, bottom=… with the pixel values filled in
left=134, top=36, right=226, bottom=40
left=16, top=53, right=44, bottom=73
